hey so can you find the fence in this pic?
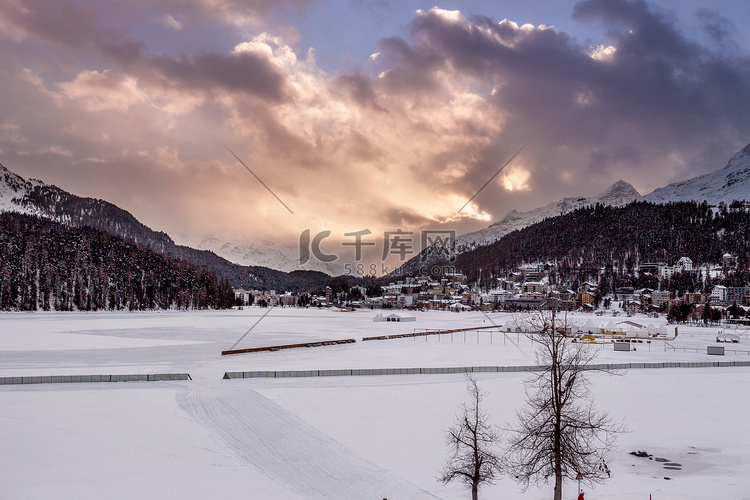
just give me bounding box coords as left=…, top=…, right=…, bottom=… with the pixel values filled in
left=665, top=342, right=750, bottom=356
left=0, top=373, right=192, bottom=385
left=221, top=338, right=356, bottom=356
left=362, top=325, right=501, bottom=342
left=223, top=360, right=750, bottom=379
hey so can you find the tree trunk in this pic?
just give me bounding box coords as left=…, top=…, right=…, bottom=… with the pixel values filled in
left=472, top=478, right=479, bottom=500
left=553, top=472, right=562, bottom=500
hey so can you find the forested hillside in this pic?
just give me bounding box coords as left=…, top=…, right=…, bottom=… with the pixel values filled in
left=0, top=212, right=235, bottom=311
left=14, top=180, right=333, bottom=291
left=454, top=201, right=750, bottom=291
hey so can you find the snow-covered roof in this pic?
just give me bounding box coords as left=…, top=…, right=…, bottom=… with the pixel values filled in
left=617, top=320, right=646, bottom=329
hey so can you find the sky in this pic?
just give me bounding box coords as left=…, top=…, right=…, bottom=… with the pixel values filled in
left=1, top=0, right=749, bottom=265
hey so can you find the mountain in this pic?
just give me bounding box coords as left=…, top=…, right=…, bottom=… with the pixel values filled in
left=175, top=233, right=346, bottom=276
left=0, top=211, right=236, bottom=311
left=393, top=141, right=750, bottom=279
left=393, top=180, right=641, bottom=276
left=643, top=142, right=750, bottom=205
left=458, top=180, right=641, bottom=249
left=452, top=200, right=750, bottom=291
left=0, top=163, right=44, bottom=215
left=0, top=163, right=332, bottom=291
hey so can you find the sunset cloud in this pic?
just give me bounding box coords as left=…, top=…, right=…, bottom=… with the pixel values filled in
left=0, top=0, right=749, bottom=261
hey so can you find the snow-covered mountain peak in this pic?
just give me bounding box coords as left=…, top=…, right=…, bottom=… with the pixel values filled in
left=490, top=209, right=522, bottom=227
left=724, top=142, right=750, bottom=169
left=599, top=180, right=641, bottom=204
left=644, top=141, right=750, bottom=205
left=393, top=179, right=642, bottom=276
left=177, top=233, right=345, bottom=276
left=463, top=180, right=641, bottom=248
left=0, top=163, right=36, bottom=214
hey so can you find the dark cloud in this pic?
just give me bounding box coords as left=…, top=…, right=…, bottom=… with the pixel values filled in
left=375, top=36, right=445, bottom=95
left=380, top=206, right=435, bottom=228
left=2, top=0, right=750, bottom=247
left=0, top=0, right=101, bottom=47
left=573, top=0, right=695, bottom=62
left=1, top=0, right=295, bottom=102
left=97, top=40, right=290, bottom=101
left=333, top=72, right=386, bottom=111
left=146, top=51, right=289, bottom=101
left=361, top=2, right=750, bottom=206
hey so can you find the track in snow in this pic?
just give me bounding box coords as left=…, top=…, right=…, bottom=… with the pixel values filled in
left=177, top=386, right=439, bottom=499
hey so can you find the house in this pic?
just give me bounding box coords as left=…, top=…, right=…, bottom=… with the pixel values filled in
left=579, top=281, right=598, bottom=294
left=579, top=292, right=596, bottom=307
left=626, top=300, right=641, bottom=315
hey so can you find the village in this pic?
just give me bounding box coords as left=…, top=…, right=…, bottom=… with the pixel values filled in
left=232, top=254, right=750, bottom=328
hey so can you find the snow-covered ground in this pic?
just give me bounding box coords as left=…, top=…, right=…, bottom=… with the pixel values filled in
left=1, top=308, right=749, bottom=499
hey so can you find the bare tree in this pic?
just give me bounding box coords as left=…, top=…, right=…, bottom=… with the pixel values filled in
left=439, top=374, right=502, bottom=500
left=505, top=310, right=623, bottom=500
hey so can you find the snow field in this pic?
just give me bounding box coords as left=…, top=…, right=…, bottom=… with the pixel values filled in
left=1, top=308, right=749, bottom=499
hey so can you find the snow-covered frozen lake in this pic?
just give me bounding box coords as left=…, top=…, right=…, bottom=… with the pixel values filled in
left=1, top=308, right=749, bottom=499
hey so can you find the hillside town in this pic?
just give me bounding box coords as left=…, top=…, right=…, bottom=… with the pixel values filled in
left=234, top=254, right=750, bottom=326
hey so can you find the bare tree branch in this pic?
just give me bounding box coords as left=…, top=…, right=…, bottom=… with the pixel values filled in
left=504, top=310, right=625, bottom=500
left=439, top=374, right=503, bottom=500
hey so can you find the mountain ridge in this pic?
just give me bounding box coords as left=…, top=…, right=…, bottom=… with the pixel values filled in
left=390, top=141, right=750, bottom=278
left=4, top=140, right=749, bottom=283
left=175, top=233, right=346, bottom=276
left=0, top=163, right=333, bottom=291
left=643, top=142, right=750, bottom=205
left=391, top=179, right=642, bottom=276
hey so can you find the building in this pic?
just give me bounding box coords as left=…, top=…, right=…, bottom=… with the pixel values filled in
left=651, top=290, right=672, bottom=307
left=233, top=288, right=253, bottom=306
left=725, top=286, right=750, bottom=306
left=615, top=287, right=635, bottom=301
left=505, top=297, right=546, bottom=310
left=579, top=292, right=596, bottom=307
left=675, top=257, right=694, bottom=272
left=522, top=281, right=547, bottom=294
left=280, top=294, right=298, bottom=307
left=722, top=253, right=737, bottom=271
left=397, top=294, right=415, bottom=308
left=683, top=292, right=709, bottom=305
left=658, top=257, right=695, bottom=280
left=385, top=313, right=416, bottom=322
left=711, top=285, right=727, bottom=303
